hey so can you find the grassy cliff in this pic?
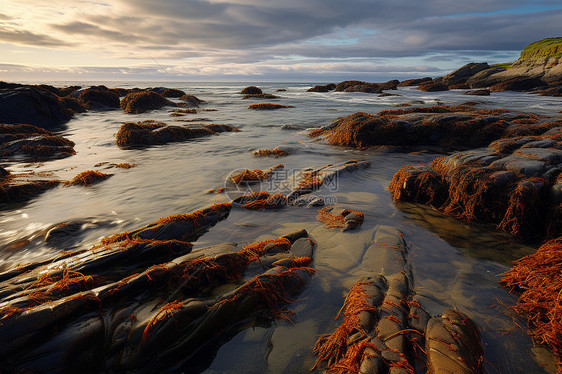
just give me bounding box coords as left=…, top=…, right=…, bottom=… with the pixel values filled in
left=519, top=37, right=562, bottom=60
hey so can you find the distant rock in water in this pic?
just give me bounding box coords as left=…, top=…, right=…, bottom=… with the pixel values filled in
left=464, top=89, right=491, bottom=96
left=397, top=77, right=432, bottom=87
left=0, top=86, right=73, bottom=129
left=116, top=121, right=239, bottom=148
left=248, top=103, right=293, bottom=110
left=78, top=88, right=120, bottom=110
left=161, top=88, right=186, bottom=98
left=241, top=86, right=262, bottom=94
left=417, top=81, right=449, bottom=92
left=179, top=94, right=204, bottom=106
left=120, top=91, right=176, bottom=114
left=335, top=80, right=382, bottom=93
left=307, top=84, right=335, bottom=92
left=379, top=79, right=400, bottom=90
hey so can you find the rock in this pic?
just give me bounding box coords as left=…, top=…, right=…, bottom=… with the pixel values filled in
left=179, top=94, right=203, bottom=106
left=116, top=121, right=239, bottom=148
left=248, top=103, right=293, bottom=110
left=490, top=77, right=548, bottom=92
left=435, top=62, right=490, bottom=86
left=120, top=91, right=176, bottom=114
left=464, top=89, right=490, bottom=96
left=240, top=86, right=262, bottom=95
left=397, top=77, right=432, bottom=87
left=334, top=80, right=382, bottom=93
left=418, top=81, right=449, bottom=92
left=466, top=66, right=509, bottom=88
left=0, top=86, right=73, bottom=129
left=307, top=84, right=335, bottom=92
left=289, top=238, right=316, bottom=258
left=379, top=79, right=400, bottom=90
left=78, top=88, right=120, bottom=110
left=64, top=170, right=112, bottom=187
left=309, top=104, right=516, bottom=149
left=161, top=89, right=186, bottom=98
left=0, top=123, right=76, bottom=161
left=448, top=83, right=470, bottom=89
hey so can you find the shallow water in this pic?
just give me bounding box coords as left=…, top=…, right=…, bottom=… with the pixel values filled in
left=1, top=82, right=561, bottom=373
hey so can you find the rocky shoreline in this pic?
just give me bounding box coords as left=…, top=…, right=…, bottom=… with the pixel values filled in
left=0, top=39, right=561, bottom=372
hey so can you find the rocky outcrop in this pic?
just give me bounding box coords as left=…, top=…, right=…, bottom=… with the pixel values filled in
left=115, top=121, right=239, bottom=148
left=308, top=104, right=532, bottom=149
left=241, top=86, right=262, bottom=95
left=489, top=77, right=548, bottom=92
left=0, top=87, right=73, bottom=129
left=434, top=62, right=490, bottom=86
left=389, top=119, right=562, bottom=239
left=0, top=203, right=316, bottom=373
left=397, top=77, right=432, bottom=87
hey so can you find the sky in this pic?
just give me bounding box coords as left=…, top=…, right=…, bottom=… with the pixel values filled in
left=0, top=0, right=561, bottom=82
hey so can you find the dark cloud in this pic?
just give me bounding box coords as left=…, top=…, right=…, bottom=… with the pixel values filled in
left=0, top=28, right=73, bottom=47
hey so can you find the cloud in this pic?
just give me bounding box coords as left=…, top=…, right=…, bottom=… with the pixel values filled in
left=0, top=28, right=73, bottom=47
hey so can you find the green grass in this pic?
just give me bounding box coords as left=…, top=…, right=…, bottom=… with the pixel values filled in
left=519, top=37, right=562, bottom=60
left=489, top=63, right=513, bottom=70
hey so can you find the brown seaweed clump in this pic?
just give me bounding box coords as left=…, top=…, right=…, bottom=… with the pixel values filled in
left=0, top=124, right=76, bottom=161
left=239, top=192, right=289, bottom=210
left=248, top=103, right=294, bottom=110
left=115, top=121, right=239, bottom=148
left=252, top=147, right=290, bottom=157
left=500, top=239, right=562, bottom=370
left=317, top=206, right=364, bottom=231
left=64, top=170, right=111, bottom=186
left=179, top=94, right=204, bottom=106
left=120, top=91, right=176, bottom=114
left=229, top=164, right=284, bottom=184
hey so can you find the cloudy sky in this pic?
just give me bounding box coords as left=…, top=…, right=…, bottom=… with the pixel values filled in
left=1, top=0, right=561, bottom=82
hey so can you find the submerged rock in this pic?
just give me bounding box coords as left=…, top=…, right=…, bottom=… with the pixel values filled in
left=0, top=123, right=76, bottom=161
left=115, top=121, right=239, bottom=148
left=317, top=206, right=364, bottom=231
left=64, top=170, right=112, bottom=187
left=0, top=202, right=315, bottom=373
left=248, top=103, right=294, bottom=110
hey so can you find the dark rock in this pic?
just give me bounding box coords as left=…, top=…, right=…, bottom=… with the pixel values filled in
left=0, top=86, right=73, bottom=129
left=161, top=89, right=186, bottom=98
left=78, top=88, right=120, bottom=110
left=449, top=83, right=470, bottom=89
left=116, top=121, right=239, bottom=148
left=490, top=78, right=548, bottom=92
left=435, top=62, right=490, bottom=86
left=0, top=123, right=76, bottom=161
left=307, top=84, right=335, bottom=92
left=379, top=79, right=400, bottom=90
left=397, top=77, right=432, bottom=87
left=120, top=91, right=176, bottom=114
left=60, top=97, right=87, bottom=113
left=335, top=80, right=382, bottom=93
left=179, top=94, right=203, bottom=106
left=464, top=89, right=490, bottom=96
left=248, top=103, right=293, bottom=110
left=241, top=86, right=262, bottom=95
left=418, top=81, right=449, bottom=92
left=466, top=67, right=508, bottom=88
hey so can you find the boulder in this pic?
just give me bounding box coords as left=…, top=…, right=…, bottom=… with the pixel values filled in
left=120, top=91, right=176, bottom=114
left=161, top=89, right=186, bottom=98
left=0, top=86, right=73, bottom=129
left=240, top=86, right=262, bottom=95
left=397, top=77, right=432, bottom=87
left=78, top=88, right=120, bottom=110
left=307, top=84, right=335, bottom=92
left=335, top=80, right=382, bottom=93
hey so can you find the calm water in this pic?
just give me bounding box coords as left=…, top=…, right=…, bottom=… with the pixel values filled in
left=1, top=82, right=561, bottom=373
